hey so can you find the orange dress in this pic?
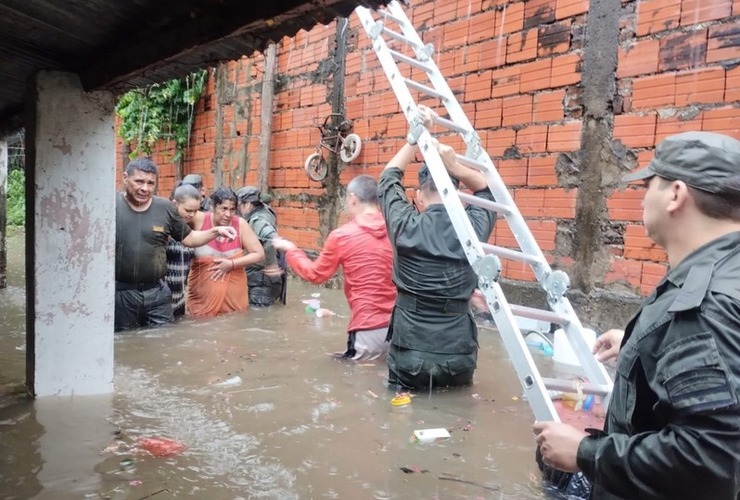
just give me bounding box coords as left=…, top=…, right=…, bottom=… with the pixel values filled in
left=186, top=214, right=248, bottom=317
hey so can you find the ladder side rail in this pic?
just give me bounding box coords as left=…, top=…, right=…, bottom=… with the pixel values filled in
left=481, top=281, right=561, bottom=422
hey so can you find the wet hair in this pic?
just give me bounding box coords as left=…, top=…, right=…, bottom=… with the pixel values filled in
left=210, top=186, right=237, bottom=207
left=172, top=182, right=202, bottom=203
left=688, top=174, right=740, bottom=221
left=125, top=157, right=158, bottom=176
left=346, top=175, right=379, bottom=204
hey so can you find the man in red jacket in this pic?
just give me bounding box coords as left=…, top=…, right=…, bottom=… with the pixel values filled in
left=273, top=175, right=396, bottom=360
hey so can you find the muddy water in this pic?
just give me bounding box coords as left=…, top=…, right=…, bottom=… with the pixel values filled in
left=0, top=230, right=560, bottom=500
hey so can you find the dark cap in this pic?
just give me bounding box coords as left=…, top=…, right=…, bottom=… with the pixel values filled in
left=418, top=163, right=460, bottom=189
left=622, top=132, right=740, bottom=193
left=237, top=186, right=261, bottom=204
left=182, top=174, right=203, bottom=189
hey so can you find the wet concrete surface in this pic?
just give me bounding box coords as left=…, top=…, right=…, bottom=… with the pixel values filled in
left=0, top=230, right=574, bottom=499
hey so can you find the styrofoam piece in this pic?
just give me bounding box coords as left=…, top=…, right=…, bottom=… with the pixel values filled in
left=553, top=328, right=596, bottom=367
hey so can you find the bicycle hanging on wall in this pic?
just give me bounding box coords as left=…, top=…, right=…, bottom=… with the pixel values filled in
left=304, top=113, right=362, bottom=181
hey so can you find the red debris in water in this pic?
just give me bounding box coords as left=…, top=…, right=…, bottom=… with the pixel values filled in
left=135, top=436, right=186, bottom=457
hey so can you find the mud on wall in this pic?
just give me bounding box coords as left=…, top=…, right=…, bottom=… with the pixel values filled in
left=116, top=0, right=740, bottom=322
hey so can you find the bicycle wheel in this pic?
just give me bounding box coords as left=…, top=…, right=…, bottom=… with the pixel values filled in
left=339, top=133, right=362, bottom=163
left=304, top=153, right=328, bottom=181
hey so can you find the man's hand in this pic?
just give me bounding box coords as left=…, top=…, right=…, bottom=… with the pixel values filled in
left=533, top=421, right=587, bottom=473
left=214, top=226, right=237, bottom=241
left=593, top=329, right=625, bottom=363
left=436, top=142, right=458, bottom=170
left=417, top=104, right=438, bottom=129
left=272, top=237, right=297, bottom=252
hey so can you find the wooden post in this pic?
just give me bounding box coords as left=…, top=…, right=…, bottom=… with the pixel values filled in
left=257, top=43, right=277, bottom=193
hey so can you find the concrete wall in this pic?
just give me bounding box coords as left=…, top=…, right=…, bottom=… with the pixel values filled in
left=28, top=71, right=115, bottom=396
left=117, top=0, right=740, bottom=327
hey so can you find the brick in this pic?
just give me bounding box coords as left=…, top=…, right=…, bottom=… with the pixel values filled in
left=538, top=21, right=572, bottom=57
left=469, top=10, right=498, bottom=43
left=655, top=112, right=704, bottom=142
left=498, top=158, right=528, bottom=186
left=631, top=73, right=676, bottom=110
left=466, top=70, right=493, bottom=101
left=525, top=0, right=557, bottom=29
left=533, top=90, right=565, bottom=122
left=507, top=29, right=539, bottom=63
left=550, top=53, right=582, bottom=87
left=607, top=189, right=645, bottom=221
left=707, top=24, right=740, bottom=63
left=642, top=262, right=668, bottom=294
left=503, top=94, right=534, bottom=126
left=702, top=107, right=740, bottom=136
left=613, top=113, right=657, bottom=148
left=726, top=65, right=740, bottom=102
left=483, top=128, right=516, bottom=157
left=476, top=38, right=508, bottom=71
left=515, top=188, right=577, bottom=217
left=617, top=39, right=660, bottom=79
left=495, top=2, right=525, bottom=35
left=636, top=0, right=681, bottom=36
left=444, top=18, right=470, bottom=48
left=604, top=258, right=642, bottom=289
left=502, top=260, right=537, bottom=282
left=530, top=220, right=558, bottom=251
left=516, top=125, right=549, bottom=154
left=527, top=155, right=559, bottom=186
left=680, top=0, right=732, bottom=26
left=674, top=67, right=725, bottom=106
left=624, top=224, right=668, bottom=261
left=491, top=65, right=521, bottom=97
left=434, top=0, right=459, bottom=24
left=520, top=58, right=554, bottom=93
left=547, top=121, right=582, bottom=152
left=475, top=98, right=503, bottom=128
left=556, top=0, right=589, bottom=19
left=658, top=29, right=708, bottom=72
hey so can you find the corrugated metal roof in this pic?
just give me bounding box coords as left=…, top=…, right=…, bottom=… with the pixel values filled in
left=0, top=0, right=391, bottom=134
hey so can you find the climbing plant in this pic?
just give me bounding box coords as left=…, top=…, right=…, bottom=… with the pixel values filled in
left=115, top=69, right=207, bottom=164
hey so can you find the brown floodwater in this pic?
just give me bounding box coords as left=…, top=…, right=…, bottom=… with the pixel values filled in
left=0, top=230, right=577, bottom=500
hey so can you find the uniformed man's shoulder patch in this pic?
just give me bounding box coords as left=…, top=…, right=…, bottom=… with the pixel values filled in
left=152, top=225, right=165, bottom=233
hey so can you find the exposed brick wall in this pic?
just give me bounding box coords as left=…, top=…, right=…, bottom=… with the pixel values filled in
left=120, top=0, right=740, bottom=303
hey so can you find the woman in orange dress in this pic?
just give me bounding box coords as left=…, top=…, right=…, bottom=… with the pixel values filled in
left=187, top=187, right=264, bottom=317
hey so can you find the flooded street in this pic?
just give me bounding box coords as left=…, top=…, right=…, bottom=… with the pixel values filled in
left=1, top=230, right=559, bottom=499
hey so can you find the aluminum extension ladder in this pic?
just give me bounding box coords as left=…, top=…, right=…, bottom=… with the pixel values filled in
left=355, top=1, right=613, bottom=422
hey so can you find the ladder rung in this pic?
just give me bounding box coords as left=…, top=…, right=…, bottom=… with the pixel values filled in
left=432, top=115, right=469, bottom=134
left=388, top=48, right=432, bottom=72
left=542, top=378, right=611, bottom=397
left=379, top=25, right=415, bottom=47
left=458, top=192, right=512, bottom=216
left=455, top=153, right=489, bottom=172
left=380, top=9, right=407, bottom=27
left=510, top=304, right=570, bottom=325
left=482, top=243, right=543, bottom=266
left=404, top=79, right=449, bottom=101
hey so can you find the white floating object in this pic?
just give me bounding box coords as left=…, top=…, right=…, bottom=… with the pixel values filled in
left=412, top=428, right=451, bottom=444
left=552, top=328, right=596, bottom=367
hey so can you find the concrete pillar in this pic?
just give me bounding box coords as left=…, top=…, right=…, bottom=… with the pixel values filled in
left=26, top=71, right=115, bottom=397
left=0, top=140, right=7, bottom=289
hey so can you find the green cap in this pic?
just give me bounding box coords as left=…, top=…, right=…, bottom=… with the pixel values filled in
left=237, top=186, right=260, bottom=204
left=622, top=132, right=740, bottom=194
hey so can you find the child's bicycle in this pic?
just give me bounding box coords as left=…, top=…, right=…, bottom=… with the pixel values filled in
left=304, top=113, right=362, bottom=181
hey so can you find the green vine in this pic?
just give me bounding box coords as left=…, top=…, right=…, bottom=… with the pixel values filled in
left=115, top=69, right=207, bottom=164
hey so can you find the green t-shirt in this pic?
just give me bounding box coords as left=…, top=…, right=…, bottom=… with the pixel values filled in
left=115, top=194, right=192, bottom=284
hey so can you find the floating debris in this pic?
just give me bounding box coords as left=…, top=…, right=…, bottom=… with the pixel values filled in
left=135, top=437, right=186, bottom=457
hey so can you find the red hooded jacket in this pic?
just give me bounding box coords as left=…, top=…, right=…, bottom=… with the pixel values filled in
left=285, top=211, right=396, bottom=332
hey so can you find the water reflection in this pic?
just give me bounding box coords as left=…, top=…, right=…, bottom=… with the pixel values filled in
left=0, top=228, right=551, bottom=499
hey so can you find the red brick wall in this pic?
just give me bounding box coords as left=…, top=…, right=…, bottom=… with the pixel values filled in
left=120, top=0, right=740, bottom=297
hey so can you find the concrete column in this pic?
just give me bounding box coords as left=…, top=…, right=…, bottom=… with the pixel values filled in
left=26, top=71, right=115, bottom=397
left=0, top=140, right=7, bottom=289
